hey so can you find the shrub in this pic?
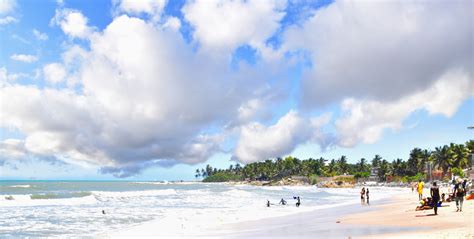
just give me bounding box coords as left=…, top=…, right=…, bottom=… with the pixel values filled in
left=309, top=174, right=319, bottom=185
left=202, top=172, right=242, bottom=182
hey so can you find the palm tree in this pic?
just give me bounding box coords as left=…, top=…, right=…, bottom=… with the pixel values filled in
left=407, top=148, right=423, bottom=176
left=337, top=155, right=349, bottom=174
left=235, top=163, right=242, bottom=173
left=448, top=143, right=469, bottom=169
left=372, top=155, right=382, bottom=168
left=328, top=159, right=337, bottom=176
left=378, top=160, right=391, bottom=181
left=432, top=146, right=450, bottom=177
left=195, top=169, right=201, bottom=180
left=391, top=158, right=405, bottom=176
left=357, top=158, right=368, bottom=172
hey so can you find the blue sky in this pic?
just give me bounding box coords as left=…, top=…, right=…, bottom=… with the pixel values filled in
left=0, top=0, right=472, bottom=180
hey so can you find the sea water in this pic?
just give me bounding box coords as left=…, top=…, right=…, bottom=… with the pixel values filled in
left=0, top=181, right=405, bottom=237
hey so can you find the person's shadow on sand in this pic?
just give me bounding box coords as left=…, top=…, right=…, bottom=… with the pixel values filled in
left=415, top=214, right=437, bottom=217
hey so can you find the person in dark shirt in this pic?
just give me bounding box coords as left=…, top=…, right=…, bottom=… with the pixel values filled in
left=366, top=188, right=370, bottom=205
left=430, top=182, right=440, bottom=215
left=453, top=181, right=465, bottom=212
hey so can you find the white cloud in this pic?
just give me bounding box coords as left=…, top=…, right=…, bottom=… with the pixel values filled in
left=336, top=68, right=473, bottom=147
left=1, top=15, right=277, bottom=176
left=233, top=111, right=330, bottom=163
left=0, top=139, right=27, bottom=160
left=33, top=29, right=48, bottom=40
left=284, top=0, right=472, bottom=107
left=114, top=0, right=167, bottom=16
left=163, top=16, right=180, bottom=31
left=51, top=8, right=93, bottom=39
left=182, top=0, right=286, bottom=56
left=10, top=54, right=38, bottom=63
left=43, top=63, right=66, bottom=84
left=0, top=0, right=15, bottom=15
left=0, top=15, right=16, bottom=25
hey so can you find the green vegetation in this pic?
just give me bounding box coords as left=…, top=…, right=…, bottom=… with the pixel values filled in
left=202, top=172, right=242, bottom=182
left=195, top=141, right=473, bottom=183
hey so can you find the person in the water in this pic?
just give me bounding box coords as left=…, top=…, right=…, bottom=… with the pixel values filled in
left=296, top=196, right=301, bottom=207
left=279, top=198, right=287, bottom=205
left=267, top=200, right=270, bottom=207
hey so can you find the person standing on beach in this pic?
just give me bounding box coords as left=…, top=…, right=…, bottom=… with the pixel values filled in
left=360, top=187, right=366, bottom=204
left=366, top=188, right=370, bottom=205
left=417, top=180, right=424, bottom=200
left=430, top=182, right=440, bottom=215
left=453, top=180, right=465, bottom=212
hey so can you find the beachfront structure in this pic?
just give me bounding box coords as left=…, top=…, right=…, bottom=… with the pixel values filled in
left=368, top=167, right=379, bottom=182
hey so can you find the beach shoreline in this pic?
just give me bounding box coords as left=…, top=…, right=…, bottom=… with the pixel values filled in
left=106, top=186, right=473, bottom=238
left=106, top=186, right=422, bottom=238
left=341, top=187, right=473, bottom=238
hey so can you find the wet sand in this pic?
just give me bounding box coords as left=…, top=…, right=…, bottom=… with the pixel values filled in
left=205, top=199, right=421, bottom=238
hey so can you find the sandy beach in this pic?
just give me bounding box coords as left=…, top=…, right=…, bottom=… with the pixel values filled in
left=107, top=186, right=473, bottom=238
left=341, top=187, right=474, bottom=238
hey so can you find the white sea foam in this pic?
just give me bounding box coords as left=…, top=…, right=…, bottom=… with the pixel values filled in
left=0, top=194, right=97, bottom=207
left=91, top=189, right=177, bottom=198
left=9, top=184, right=31, bottom=188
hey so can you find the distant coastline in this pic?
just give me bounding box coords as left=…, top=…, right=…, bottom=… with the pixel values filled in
left=196, top=141, right=473, bottom=188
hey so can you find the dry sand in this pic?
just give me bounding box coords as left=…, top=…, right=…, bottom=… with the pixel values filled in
left=341, top=187, right=474, bottom=239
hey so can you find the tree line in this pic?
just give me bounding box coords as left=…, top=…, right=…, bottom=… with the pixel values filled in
left=195, top=141, right=473, bottom=183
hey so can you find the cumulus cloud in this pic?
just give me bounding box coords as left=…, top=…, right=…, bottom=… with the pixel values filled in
left=0, top=139, right=27, bottom=160
left=232, top=111, right=331, bottom=163
left=114, top=0, right=167, bottom=16
left=163, top=16, right=180, bottom=31
left=183, top=0, right=286, bottom=57
left=33, top=29, right=48, bottom=40
left=3, top=1, right=473, bottom=177
left=43, top=63, right=67, bottom=84
left=0, top=0, right=15, bottom=14
left=336, top=68, right=473, bottom=147
left=10, top=54, right=38, bottom=63
left=284, top=0, right=472, bottom=107
left=0, top=15, right=16, bottom=25
left=51, top=8, right=94, bottom=39
left=1, top=14, right=278, bottom=176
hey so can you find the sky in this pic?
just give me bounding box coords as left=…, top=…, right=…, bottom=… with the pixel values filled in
left=0, top=0, right=472, bottom=180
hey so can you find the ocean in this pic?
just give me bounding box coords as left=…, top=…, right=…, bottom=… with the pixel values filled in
left=0, top=181, right=405, bottom=237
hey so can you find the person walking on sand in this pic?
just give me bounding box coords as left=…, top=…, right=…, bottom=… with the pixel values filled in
left=430, top=182, right=440, bottom=215
left=453, top=179, right=465, bottom=212
left=417, top=180, right=424, bottom=200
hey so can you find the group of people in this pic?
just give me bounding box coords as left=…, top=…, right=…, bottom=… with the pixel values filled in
left=415, top=178, right=469, bottom=215
left=360, top=187, right=369, bottom=204
left=267, top=196, right=300, bottom=207
left=415, top=181, right=441, bottom=214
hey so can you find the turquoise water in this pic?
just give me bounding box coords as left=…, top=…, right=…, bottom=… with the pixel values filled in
left=0, top=181, right=404, bottom=237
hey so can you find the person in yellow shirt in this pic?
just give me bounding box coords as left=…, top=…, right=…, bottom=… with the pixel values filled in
left=417, top=180, right=424, bottom=200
